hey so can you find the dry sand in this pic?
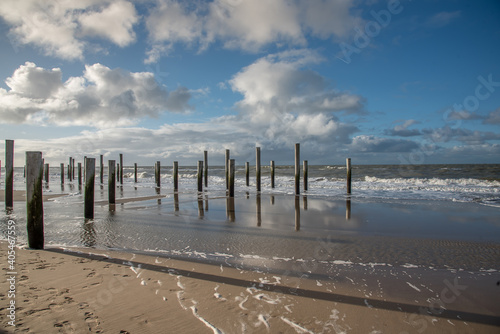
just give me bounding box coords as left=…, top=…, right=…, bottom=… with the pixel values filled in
left=1, top=242, right=499, bottom=333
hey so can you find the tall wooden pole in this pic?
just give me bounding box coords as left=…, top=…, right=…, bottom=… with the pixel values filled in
left=229, top=159, right=235, bottom=197
left=225, top=149, right=230, bottom=190
left=173, top=161, right=178, bottom=191
left=26, top=151, right=44, bottom=249
left=256, top=147, right=261, bottom=192
left=134, top=163, right=138, bottom=183
left=245, top=162, right=250, bottom=187
left=84, top=158, right=95, bottom=219
left=44, top=163, right=49, bottom=183
left=60, top=163, right=64, bottom=184
left=204, top=150, right=208, bottom=188
left=78, top=163, right=82, bottom=186
left=270, top=160, right=275, bottom=189
left=346, top=158, right=352, bottom=194
left=197, top=161, right=203, bottom=192
left=119, top=153, right=123, bottom=185
left=5, top=140, right=14, bottom=208
left=155, top=161, right=161, bottom=188
left=100, top=155, right=104, bottom=184
left=116, top=163, right=120, bottom=182
left=72, top=158, right=75, bottom=180
left=108, top=160, right=116, bottom=204
left=303, top=160, right=308, bottom=192
left=295, top=143, right=300, bottom=195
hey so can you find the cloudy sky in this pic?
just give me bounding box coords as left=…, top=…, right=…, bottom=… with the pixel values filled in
left=0, top=0, right=499, bottom=166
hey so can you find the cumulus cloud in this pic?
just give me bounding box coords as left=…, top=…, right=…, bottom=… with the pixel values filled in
left=423, top=126, right=500, bottom=145
left=484, top=108, right=500, bottom=125
left=145, top=0, right=363, bottom=61
left=350, top=135, right=419, bottom=153
left=0, top=0, right=138, bottom=60
left=0, top=62, right=192, bottom=127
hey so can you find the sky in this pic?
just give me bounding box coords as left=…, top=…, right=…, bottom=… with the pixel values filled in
left=0, top=0, right=499, bottom=167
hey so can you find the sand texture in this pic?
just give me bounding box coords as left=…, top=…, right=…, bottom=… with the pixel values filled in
left=1, top=242, right=499, bottom=333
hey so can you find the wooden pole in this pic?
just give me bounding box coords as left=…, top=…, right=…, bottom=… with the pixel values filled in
left=100, top=155, right=104, bottom=184
left=197, top=161, right=203, bottom=192
left=134, top=163, right=138, bottom=183
left=78, top=163, right=82, bottom=186
left=204, top=150, right=208, bottom=188
left=119, top=153, right=123, bottom=185
left=5, top=139, right=14, bottom=208
left=72, top=158, right=75, bottom=180
left=26, top=151, right=44, bottom=249
left=295, top=143, right=300, bottom=195
left=303, top=160, right=308, bottom=191
left=225, top=149, right=230, bottom=190
left=173, top=161, right=178, bottom=191
left=44, top=163, right=49, bottom=183
left=84, top=158, right=95, bottom=219
left=245, top=162, right=250, bottom=187
left=108, top=160, right=115, bottom=204
left=60, top=163, right=64, bottom=184
left=270, top=160, right=275, bottom=189
left=346, top=158, right=352, bottom=194
left=84, top=156, right=87, bottom=182
left=229, top=159, right=235, bottom=197
left=116, top=163, right=120, bottom=182
left=155, top=161, right=161, bottom=188
left=256, top=147, right=261, bottom=192
left=68, top=157, right=72, bottom=181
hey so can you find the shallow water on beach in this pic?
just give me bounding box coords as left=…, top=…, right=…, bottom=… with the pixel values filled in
left=1, top=166, right=500, bottom=274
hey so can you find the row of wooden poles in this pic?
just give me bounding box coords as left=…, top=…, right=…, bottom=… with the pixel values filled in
left=3, top=140, right=353, bottom=249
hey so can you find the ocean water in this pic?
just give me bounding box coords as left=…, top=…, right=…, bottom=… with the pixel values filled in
left=1, top=164, right=500, bottom=272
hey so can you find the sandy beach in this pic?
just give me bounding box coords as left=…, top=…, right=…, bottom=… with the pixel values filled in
left=1, top=241, right=499, bottom=333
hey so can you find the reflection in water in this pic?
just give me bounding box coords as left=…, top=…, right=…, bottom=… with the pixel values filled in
left=295, top=195, right=300, bottom=231
left=346, top=198, right=351, bottom=220
left=174, top=192, right=179, bottom=213
left=109, top=203, right=116, bottom=212
left=198, top=193, right=204, bottom=218
left=270, top=195, right=275, bottom=205
left=81, top=219, right=97, bottom=247
left=256, top=194, right=261, bottom=227
left=226, top=197, right=235, bottom=222
left=303, top=195, right=308, bottom=211
left=156, top=187, right=161, bottom=205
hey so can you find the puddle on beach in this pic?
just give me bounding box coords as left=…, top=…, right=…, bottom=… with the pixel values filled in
left=2, top=182, right=500, bottom=273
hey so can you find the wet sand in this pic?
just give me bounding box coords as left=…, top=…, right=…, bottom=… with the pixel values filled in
left=0, top=190, right=67, bottom=202
left=1, top=242, right=499, bottom=333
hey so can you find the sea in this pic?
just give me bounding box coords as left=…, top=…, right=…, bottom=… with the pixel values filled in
left=1, top=163, right=500, bottom=273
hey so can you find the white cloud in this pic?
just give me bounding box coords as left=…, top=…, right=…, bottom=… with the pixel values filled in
left=145, top=0, right=362, bottom=60
left=425, top=11, right=461, bottom=28
left=0, top=62, right=193, bottom=127
left=0, top=0, right=139, bottom=60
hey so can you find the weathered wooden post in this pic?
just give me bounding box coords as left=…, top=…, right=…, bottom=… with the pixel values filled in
left=197, top=161, right=203, bottom=192
left=100, top=155, right=104, bottom=184
left=245, top=162, right=250, bottom=187
left=72, top=158, right=75, bottom=180
left=119, top=153, right=123, bottom=185
left=26, top=151, right=44, bottom=249
left=303, top=160, right=308, bottom=191
left=225, top=149, right=230, bottom=190
left=44, top=163, right=49, bottom=183
left=229, top=159, right=235, bottom=197
left=346, top=158, right=352, bottom=194
left=295, top=143, right=300, bottom=195
left=116, top=163, right=120, bottom=182
left=60, top=163, right=64, bottom=184
left=204, top=150, right=208, bottom=188
left=83, top=156, right=87, bottom=182
left=108, top=160, right=116, bottom=204
left=256, top=147, right=261, bottom=192
left=134, top=163, right=138, bottom=183
left=270, top=160, right=275, bottom=189
left=68, top=157, right=72, bottom=181
left=78, top=163, right=82, bottom=186
left=84, top=158, right=95, bottom=219
left=155, top=161, right=161, bottom=188
left=5, top=140, right=14, bottom=208
left=173, top=161, right=178, bottom=191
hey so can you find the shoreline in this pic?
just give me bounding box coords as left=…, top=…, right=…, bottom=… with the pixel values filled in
left=1, top=242, right=499, bottom=333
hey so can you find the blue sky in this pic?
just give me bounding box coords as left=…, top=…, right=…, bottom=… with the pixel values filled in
left=0, top=0, right=499, bottom=166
